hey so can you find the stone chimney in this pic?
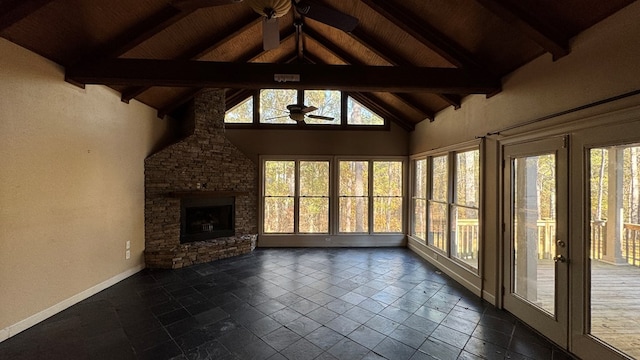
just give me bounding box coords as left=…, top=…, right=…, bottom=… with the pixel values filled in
left=144, top=89, right=257, bottom=268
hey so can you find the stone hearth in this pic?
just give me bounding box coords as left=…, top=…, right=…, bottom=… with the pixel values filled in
left=144, top=89, right=257, bottom=269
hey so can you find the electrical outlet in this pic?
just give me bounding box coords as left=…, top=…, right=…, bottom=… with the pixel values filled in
left=125, top=250, right=131, bottom=260
left=126, top=241, right=130, bottom=250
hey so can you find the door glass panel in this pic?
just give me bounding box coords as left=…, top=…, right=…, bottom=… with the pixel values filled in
left=589, top=145, right=640, bottom=359
left=512, top=154, right=556, bottom=315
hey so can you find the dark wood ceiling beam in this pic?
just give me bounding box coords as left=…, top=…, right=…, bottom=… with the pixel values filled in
left=305, top=28, right=434, bottom=121
left=350, top=28, right=462, bottom=110
left=0, top=0, right=55, bottom=31
left=360, top=0, right=487, bottom=71
left=157, top=54, right=299, bottom=118
left=120, top=15, right=263, bottom=103
left=67, top=59, right=501, bottom=94
left=473, top=0, right=570, bottom=60
left=225, top=89, right=256, bottom=110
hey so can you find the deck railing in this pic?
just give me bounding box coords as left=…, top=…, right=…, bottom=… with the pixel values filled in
left=590, top=221, right=640, bottom=266
left=450, top=219, right=640, bottom=267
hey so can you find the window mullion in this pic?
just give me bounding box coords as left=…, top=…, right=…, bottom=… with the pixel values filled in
left=294, top=160, right=300, bottom=234
left=368, top=160, right=374, bottom=235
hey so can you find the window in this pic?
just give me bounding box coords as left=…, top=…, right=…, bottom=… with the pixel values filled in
left=304, top=90, right=341, bottom=125
left=411, top=144, right=481, bottom=270
left=260, top=89, right=297, bottom=124
left=347, top=97, right=384, bottom=125
left=263, top=159, right=330, bottom=234
left=339, top=161, right=369, bottom=232
left=299, top=161, right=330, bottom=233
left=412, top=159, right=427, bottom=240
left=452, top=149, right=480, bottom=268
left=262, top=157, right=404, bottom=236
left=225, top=97, right=253, bottom=123
left=225, top=90, right=386, bottom=127
left=263, top=160, right=295, bottom=233
left=373, top=161, right=403, bottom=232
left=338, top=160, right=404, bottom=234
left=429, top=155, right=448, bottom=251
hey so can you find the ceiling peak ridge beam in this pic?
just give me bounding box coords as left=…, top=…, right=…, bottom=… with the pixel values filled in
left=473, top=0, right=570, bottom=60
left=67, top=59, right=501, bottom=94
left=0, top=0, right=55, bottom=32
left=120, top=15, right=263, bottom=103
left=304, top=28, right=435, bottom=121
left=360, top=0, right=491, bottom=72
left=349, top=28, right=462, bottom=110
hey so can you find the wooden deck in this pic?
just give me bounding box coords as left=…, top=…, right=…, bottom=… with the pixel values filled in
left=590, top=260, right=640, bottom=359
left=533, top=260, right=640, bottom=359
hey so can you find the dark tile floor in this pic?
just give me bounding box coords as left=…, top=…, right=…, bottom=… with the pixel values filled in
left=0, top=248, right=573, bottom=360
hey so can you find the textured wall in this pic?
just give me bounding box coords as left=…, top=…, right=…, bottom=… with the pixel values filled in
left=144, top=89, right=258, bottom=268
left=0, top=38, right=168, bottom=336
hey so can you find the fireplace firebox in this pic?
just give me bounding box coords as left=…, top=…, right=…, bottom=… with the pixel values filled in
left=180, top=196, right=235, bottom=243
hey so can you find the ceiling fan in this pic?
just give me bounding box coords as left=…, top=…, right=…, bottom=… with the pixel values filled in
left=171, top=0, right=358, bottom=50
left=267, top=103, right=335, bottom=124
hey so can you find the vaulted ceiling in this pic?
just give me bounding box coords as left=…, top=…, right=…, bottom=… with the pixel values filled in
left=1, top=0, right=635, bottom=130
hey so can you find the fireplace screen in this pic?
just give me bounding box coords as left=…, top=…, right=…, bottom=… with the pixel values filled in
left=180, top=197, right=235, bottom=243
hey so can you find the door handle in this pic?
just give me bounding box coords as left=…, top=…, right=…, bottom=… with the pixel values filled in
left=553, top=254, right=566, bottom=263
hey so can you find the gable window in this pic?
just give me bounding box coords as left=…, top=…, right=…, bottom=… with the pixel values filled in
left=224, top=96, right=253, bottom=123
left=347, top=97, right=384, bottom=125
left=411, top=143, right=481, bottom=271
left=304, top=90, right=341, bottom=125
left=225, top=90, right=385, bottom=127
left=260, top=89, right=297, bottom=124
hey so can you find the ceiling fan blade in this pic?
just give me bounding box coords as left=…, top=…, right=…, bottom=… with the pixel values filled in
left=295, top=1, right=358, bottom=32
left=262, top=17, right=280, bottom=50
left=301, top=105, right=318, bottom=113
left=171, top=0, right=242, bottom=10
left=307, top=114, right=334, bottom=120
left=263, top=114, right=290, bottom=121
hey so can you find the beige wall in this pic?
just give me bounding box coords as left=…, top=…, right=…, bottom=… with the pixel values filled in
left=0, top=39, right=170, bottom=337
left=409, top=2, right=640, bottom=303
left=226, top=122, right=409, bottom=161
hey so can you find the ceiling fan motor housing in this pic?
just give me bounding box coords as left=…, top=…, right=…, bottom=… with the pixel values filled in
left=245, top=0, right=291, bottom=18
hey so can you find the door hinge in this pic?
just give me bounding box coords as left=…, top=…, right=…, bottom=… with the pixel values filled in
left=562, top=136, right=568, bottom=148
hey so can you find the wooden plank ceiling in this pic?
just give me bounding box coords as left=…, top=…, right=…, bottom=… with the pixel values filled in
left=1, top=0, right=635, bottom=130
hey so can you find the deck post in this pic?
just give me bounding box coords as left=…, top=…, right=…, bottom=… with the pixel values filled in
left=603, top=148, right=628, bottom=265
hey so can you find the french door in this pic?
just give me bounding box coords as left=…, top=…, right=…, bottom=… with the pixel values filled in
left=570, top=121, right=640, bottom=360
left=503, top=136, right=569, bottom=347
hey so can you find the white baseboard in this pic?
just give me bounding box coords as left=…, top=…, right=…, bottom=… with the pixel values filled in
left=0, top=265, right=144, bottom=343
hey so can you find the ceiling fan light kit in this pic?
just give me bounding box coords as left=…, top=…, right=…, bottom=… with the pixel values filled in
left=245, top=0, right=291, bottom=19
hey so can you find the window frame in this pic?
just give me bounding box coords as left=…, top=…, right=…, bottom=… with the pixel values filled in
left=410, top=140, right=482, bottom=273
left=225, top=91, right=389, bottom=130
left=260, top=156, right=406, bottom=238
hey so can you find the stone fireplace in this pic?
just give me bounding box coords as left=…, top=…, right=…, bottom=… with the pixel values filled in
left=144, top=89, right=257, bottom=269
